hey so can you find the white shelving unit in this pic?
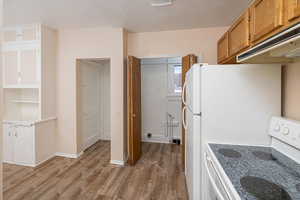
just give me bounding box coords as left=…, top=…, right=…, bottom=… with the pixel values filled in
left=2, top=24, right=57, bottom=167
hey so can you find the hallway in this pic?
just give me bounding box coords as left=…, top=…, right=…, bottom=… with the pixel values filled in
left=3, top=141, right=188, bottom=200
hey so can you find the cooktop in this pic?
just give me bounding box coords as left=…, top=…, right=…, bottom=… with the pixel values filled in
left=209, top=143, right=300, bottom=200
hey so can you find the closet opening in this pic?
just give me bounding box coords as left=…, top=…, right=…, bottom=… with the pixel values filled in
left=77, top=58, right=111, bottom=153
left=141, top=57, right=182, bottom=144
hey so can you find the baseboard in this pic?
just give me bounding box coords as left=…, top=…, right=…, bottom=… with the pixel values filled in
left=84, top=134, right=101, bottom=150
left=55, top=151, right=83, bottom=159
left=3, top=160, right=36, bottom=167
left=110, top=159, right=125, bottom=166
left=35, top=154, right=56, bottom=166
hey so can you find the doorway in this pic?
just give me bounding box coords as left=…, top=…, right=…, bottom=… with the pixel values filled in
left=77, top=59, right=111, bottom=151
left=127, top=56, right=183, bottom=165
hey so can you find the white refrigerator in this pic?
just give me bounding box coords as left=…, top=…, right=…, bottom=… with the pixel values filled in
left=182, top=63, right=281, bottom=200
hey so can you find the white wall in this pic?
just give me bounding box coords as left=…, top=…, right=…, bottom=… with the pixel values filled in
left=141, top=62, right=167, bottom=143
left=57, top=27, right=126, bottom=163
left=128, top=27, right=228, bottom=64
left=78, top=60, right=101, bottom=150
left=99, top=61, right=111, bottom=140
left=141, top=58, right=182, bottom=143
left=78, top=59, right=111, bottom=150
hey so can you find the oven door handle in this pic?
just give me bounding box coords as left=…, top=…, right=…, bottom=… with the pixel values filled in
left=205, top=153, right=231, bottom=200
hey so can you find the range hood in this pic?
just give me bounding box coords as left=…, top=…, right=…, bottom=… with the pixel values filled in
left=237, top=23, right=300, bottom=63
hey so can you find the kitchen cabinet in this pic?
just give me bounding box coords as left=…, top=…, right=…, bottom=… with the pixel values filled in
left=217, top=32, right=229, bottom=63
left=250, top=0, right=284, bottom=44
left=2, top=24, right=40, bottom=43
left=228, top=10, right=250, bottom=56
left=3, top=119, right=56, bottom=167
left=3, top=51, right=19, bottom=86
left=3, top=124, right=34, bottom=166
left=3, top=124, right=14, bottom=162
left=287, top=0, right=300, bottom=23
left=2, top=44, right=40, bottom=88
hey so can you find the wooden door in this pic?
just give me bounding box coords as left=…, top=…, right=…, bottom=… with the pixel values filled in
left=229, top=9, right=250, bottom=56
left=182, top=54, right=197, bottom=171
left=217, top=32, right=229, bottom=63
left=250, top=0, right=284, bottom=43
left=287, top=0, right=300, bottom=22
left=127, top=56, right=142, bottom=165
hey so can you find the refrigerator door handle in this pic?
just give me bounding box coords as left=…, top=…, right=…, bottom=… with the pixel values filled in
left=182, top=106, right=188, bottom=130
left=182, top=81, right=187, bottom=106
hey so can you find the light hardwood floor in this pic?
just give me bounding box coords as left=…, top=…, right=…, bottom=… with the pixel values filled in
left=3, top=141, right=188, bottom=200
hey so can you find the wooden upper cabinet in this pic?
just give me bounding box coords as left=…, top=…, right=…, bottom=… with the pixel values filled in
left=287, top=0, right=300, bottom=22
left=250, top=0, right=284, bottom=43
left=228, top=10, right=250, bottom=56
left=217, top=32, right=229, bottom=63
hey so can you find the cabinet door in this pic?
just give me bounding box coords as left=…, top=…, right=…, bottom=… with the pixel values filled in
left=250, top=0, right=284, bottom=43
left=287, top=0, right=300, bottom=22
left=14, top=126, right=35, bottom=165
left=2, top=25, right=39, bottom=43
left=229, top=10, right=250, bottom=56
left=3, top=51, right=19, bottom=86
left=217, top=32, right=229, bottom=63
left=3, top=125, right=14, bottom=162
left=20, top=49, right=39, bottom=85
left=2, top=30, right=18, bottom=42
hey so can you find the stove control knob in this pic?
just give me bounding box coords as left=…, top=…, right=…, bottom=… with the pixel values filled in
left=282, top=127, right=290, bottom=135
left=274, top=124, right=280, bottom=132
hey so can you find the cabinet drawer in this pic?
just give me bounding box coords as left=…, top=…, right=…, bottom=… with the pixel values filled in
left=229, top=10, right=250, bottom=56
left=217, top=32, right=229, bottom=63
left=250, top=0, right=284, bottom=43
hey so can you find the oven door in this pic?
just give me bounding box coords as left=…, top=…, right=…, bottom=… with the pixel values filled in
left=205, top=152, right=232, bottom=200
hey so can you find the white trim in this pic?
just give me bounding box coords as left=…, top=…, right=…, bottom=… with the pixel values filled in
left=55, top=151, right=83, bottom=159
left=110, top=160, right=125, bottom=166
left=34, top=154, right=56, bottom=167
left=34, top=117, right=57, bottom=125
left=3, top=160, right=36, bottom=167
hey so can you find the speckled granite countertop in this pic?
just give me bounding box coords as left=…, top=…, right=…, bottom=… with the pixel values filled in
left=209, top=143, right=300, bottom=200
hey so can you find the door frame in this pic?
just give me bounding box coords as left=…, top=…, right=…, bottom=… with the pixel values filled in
left=75, top=57, right=111, bottom=153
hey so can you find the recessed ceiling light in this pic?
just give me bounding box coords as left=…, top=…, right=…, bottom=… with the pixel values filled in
left=150, top=0, right=173, bottom=7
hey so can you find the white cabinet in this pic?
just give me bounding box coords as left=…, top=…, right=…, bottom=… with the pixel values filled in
left=14, top=126, right=35, bottom=165
left=3, top=124, right=35, bottom=166
left=3, top=124, right=14, bottom=162
left=3, top=50, right=19, bottom=86
left=2, top=40, right=40, bottom=88
left=2, top=24, right=40, bottom=43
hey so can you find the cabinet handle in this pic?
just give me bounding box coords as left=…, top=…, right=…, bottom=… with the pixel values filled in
left=8, top=132, right=11, bottom=136
left=15, top=133, right=18, bottom=137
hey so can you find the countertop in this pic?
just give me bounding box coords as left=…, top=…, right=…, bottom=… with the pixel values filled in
left=209, top=143, right=300, bottom=200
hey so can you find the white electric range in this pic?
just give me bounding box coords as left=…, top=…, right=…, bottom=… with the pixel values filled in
left=204, top=116, right=300, bottom=200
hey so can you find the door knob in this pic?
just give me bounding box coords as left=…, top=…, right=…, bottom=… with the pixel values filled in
left=132, top=113, right=136, bottom=118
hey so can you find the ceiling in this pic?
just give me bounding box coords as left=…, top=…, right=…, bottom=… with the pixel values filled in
left=4, top=0, right=252, bottom=32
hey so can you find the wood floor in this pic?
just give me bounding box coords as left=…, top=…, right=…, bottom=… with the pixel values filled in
left=3, top=141, right=188, bottom=200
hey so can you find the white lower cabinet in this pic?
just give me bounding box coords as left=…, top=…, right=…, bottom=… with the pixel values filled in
left=3, top=124, right=35, bottom=166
